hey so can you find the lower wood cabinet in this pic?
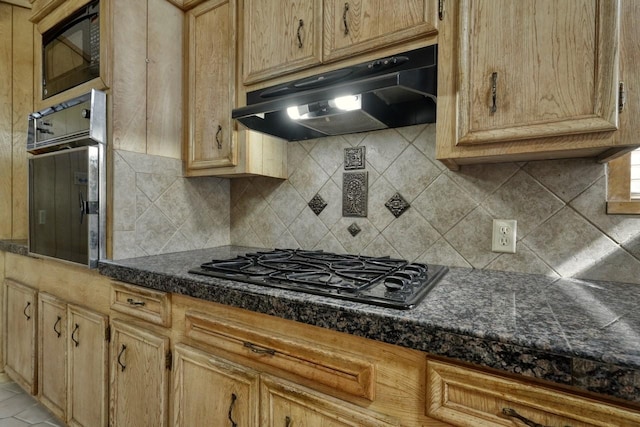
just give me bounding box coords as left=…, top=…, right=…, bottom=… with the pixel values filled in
left=173, top=343, right=260, bottom=426
left=109, top=319, right=170, bottom=427
left=426, top=359, right=640, bottom=427
left=259, top=375, right=400, bottom=427
left=4, top=279, right=37, bottom=395
left=38, top=292, right=109, bottom=427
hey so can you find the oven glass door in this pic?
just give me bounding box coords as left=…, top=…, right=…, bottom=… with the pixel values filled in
left=42, top=0, right=100, bottom=99
left=29, top=146, right=100, bottom=266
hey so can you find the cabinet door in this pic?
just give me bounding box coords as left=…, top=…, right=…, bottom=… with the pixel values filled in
left=173, top=344, right=259, bottom=427
left=4, top=280, right=37, bottom=394
left=323, top=0, right=438, bottom=62
left=110, top=319, right=170, bottom=427
left=185, top=0, right=237, bottom=172
left=242, top=0, right=322, bottom=84
left=456, top=0, right=619, bottom=146
left=38, top=293, right=67, bottom=421
left=260, top=375, right=400, bottom=427
left=67, top=304, right=109, bottom=427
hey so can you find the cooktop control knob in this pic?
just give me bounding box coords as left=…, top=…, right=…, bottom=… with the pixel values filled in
left=81, top=108, right=91, bottom=119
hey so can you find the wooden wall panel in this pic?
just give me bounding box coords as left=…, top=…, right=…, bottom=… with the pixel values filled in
left=0, top=4, right=13, bottom=239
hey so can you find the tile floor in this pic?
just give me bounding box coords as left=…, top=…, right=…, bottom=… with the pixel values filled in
left=0, top=374, right=63, bottom=427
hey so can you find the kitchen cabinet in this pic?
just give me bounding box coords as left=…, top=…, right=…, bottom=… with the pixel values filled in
left=322, top=0, right=439, bottom=63
left=109, top=319, right=170, bottom=427
left=241, top=0, right=322, bottom=84
left=3, top=279, right=37, bottom=395
left=67, top=304, right=109, bottom=427
left=426, top=358, right=640, bottom=426
left=260, top=375, right=400, bottom=426
left=184, top=0, right=287, bottom=178
left=173, top=343, right=260, bottom=426
left=37, top=293, right=67, bottom=420
left=241, top=0, right=438, bottom=85
left=436, top=0, right=637, bottom=170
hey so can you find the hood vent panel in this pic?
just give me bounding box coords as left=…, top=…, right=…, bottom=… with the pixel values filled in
left=232, top=45, right=437, bottom=141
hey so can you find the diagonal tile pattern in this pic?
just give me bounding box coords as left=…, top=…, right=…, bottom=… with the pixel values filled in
left=0, top=375, right=63, bottom=427
left=229, top=124, right=640, bottom=285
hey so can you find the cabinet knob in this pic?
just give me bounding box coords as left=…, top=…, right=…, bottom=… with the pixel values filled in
left=343, top=3, right=350, bottom=35
left=23, top=302, right=31, bottom=320
left=296, top=19, right=304, bottom=48
left=228, top=393, right=238, bottom=427
left=118, top=344, right=127, bottom=372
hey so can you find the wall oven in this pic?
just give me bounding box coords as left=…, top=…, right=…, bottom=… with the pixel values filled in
left=27, top=90, right=107, bottom=267
left=42, top=0, right=100, bottom=99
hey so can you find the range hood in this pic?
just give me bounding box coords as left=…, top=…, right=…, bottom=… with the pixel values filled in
left=232, top=45, right=437, bottom=141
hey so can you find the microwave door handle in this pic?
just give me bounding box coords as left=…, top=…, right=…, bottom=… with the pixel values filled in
left=79, top=191, right=85, bottom=225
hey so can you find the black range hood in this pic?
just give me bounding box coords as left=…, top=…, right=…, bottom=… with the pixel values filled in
left=232, top=45, right=437, bottom=141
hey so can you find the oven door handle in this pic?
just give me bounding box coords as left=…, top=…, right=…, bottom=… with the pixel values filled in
left=79, top=191, right=85, bottom=225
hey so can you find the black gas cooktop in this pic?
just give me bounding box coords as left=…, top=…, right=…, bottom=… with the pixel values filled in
left=188, top=249, right=448, bottom=309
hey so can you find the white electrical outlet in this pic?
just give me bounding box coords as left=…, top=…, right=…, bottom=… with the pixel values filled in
left=492, top=219, right=517, bottom=253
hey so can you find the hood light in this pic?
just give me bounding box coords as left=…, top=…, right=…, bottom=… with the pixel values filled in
left=287, top=95, right=361, bottom=121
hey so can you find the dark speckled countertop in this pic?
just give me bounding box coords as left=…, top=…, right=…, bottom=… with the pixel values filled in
left=2, top=241, right=639, bottom=405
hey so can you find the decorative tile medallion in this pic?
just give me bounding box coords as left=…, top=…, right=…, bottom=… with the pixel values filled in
left=344, top=146, right=366, bottom=170
left=347, top=223, right=361, bottom=237
left=385, top=193, right=410, bottom=218
left=308, top=193, right=327, bottom=216
left=342, top=172, right=368, bottom=217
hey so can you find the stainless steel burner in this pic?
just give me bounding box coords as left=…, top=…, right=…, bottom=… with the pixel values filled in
left=189, top=249, right=448, bottom=309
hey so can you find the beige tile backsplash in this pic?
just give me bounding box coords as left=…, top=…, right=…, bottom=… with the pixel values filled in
left=230, top=124, right=640, bottom=285
left=111, top=124, right=640, bottom=285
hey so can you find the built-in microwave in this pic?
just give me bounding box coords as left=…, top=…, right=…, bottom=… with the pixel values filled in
left=42, top=0, right=100, bottom=99
left=27, top=90, right=107, bottom=267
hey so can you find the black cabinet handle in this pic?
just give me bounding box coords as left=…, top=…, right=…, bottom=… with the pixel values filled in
left=502, top=408, right=559, bottom=427
left=490, top=72, right=498, bottom=114
left=23, top=302, right=31, bottom=320
left=71, top=323, right=80, bottom=347
left=118, top=344, right=127, bottom=372
left=243, top=341, right=275, bottom=355
left=285, top=415, right=291, bottom=427
left=126, top=298, right=145, bottom=306
left=228, top=393, right=237, bottom=427
left=53, top=315, right=62, bottom=338
left=216, top=125, right=223, bottom=150
left=343, top=2, right=350, bottom=35
left=296, top=19, right=304, bottom=48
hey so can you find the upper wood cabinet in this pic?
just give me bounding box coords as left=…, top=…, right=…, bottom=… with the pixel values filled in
left=436, top=0, right=638, bottom=170
left=323, top=0, right=439, bottom=62
left=242, top=0, right=322, bottom=84
left=184, top=0, right=287, bottom=178
left=241, top=0, right=438, bottom=85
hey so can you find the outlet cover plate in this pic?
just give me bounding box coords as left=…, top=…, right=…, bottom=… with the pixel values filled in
left=492, top=219, right=517, bottom=253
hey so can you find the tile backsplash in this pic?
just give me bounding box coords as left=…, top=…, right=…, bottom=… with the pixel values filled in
left=112, top=149, right=230, bottom=259
left=230, top=124, right=640, bottom=285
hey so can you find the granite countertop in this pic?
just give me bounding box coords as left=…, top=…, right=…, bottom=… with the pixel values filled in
left=2, top=241, right=639, bottom=405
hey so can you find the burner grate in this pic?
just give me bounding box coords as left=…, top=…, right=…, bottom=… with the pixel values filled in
left=190, top=249, right=447, bottom=309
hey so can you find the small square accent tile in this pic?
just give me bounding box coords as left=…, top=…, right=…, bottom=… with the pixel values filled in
left=344, top=146, right=366, bottom=170
left=348, top=223, right=361, bottom=236
left=385, top=193, right=410, bottom=218
left=308, top=194, right=328, bottom=216
left=343, top=172, right=368, bottom=217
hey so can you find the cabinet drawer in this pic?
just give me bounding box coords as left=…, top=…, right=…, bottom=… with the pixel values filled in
left=426, top=359, right=640, bottom=427
left=185, top=310, right=375, bottom=401
left=110, top=282, right=171, bottom=327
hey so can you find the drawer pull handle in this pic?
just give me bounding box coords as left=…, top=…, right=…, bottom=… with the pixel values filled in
left=296, top=19, right=304, bottom=48
left=23, top=302, right=31, bottom=320
left=54, top=316, right=62, bottom=338
left=118, top=344, right=127, bottom=372
left=71, top=323, right=80, bottom=347
left=228, top=393, right=237, bottom=427
left=243, top=341, right=275, bottom=356
left=216, top=125, right=223, bottom=150
left=126, top=298, right=146, bottom=306
left=502, top=408, right=555, bottom=427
